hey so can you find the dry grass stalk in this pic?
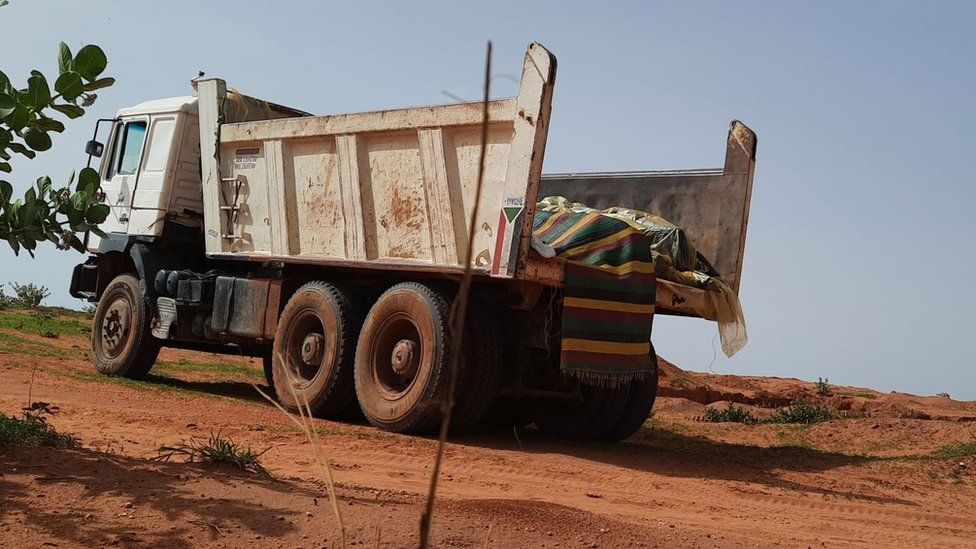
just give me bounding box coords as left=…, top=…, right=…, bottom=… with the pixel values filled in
left=418, top=40, right=493, bottom=549
left=251, top=352, right=346, bottom=548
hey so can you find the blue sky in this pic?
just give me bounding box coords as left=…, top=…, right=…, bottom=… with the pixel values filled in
left=2, top=1, right=974, bottom=398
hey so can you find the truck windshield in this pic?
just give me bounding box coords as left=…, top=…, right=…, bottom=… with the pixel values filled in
left=117, top=121, right=147, bottom=175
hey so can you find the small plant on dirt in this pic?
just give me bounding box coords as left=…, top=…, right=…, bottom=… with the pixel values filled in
left=932, top=442, right=976, bottom=459
left=815, top=377, right=831, bottom=396
left=696, top=402, right=759, bottom=425
left=769, top=399, right=834, bottom=424
left=8, top=282, right=51, bottom=308
left=155, top=432, right=269, bottom=475
left=0, top=401, right=76, bottom=448
left=40, top=329, right=59, bottom=339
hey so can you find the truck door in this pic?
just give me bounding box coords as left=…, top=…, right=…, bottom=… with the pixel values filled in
left=100, top=118, right=148, bottom=235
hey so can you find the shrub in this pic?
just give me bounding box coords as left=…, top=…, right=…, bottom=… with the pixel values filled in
left=0, top=287, right=15, bottom=309
left=815, top=377, right=831, bottom=396
left=155, top=432, right=269, bottom=475
left=696, top=402, right=759, bottom=425
left=770, top=399, right=834, bottom=424
left=0, top=402, right=76, bottom=448
left=9, top=282, right=51, bottom=308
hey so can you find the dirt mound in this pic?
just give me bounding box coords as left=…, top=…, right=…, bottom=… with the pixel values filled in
left=658, top=357, right=976, bottom=421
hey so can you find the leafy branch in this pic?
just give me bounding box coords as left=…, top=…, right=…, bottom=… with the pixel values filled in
left=0, top=41, right=115, bottom=256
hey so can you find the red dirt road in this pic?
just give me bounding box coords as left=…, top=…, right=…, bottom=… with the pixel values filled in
left=2, top=325, right=975, bottom=547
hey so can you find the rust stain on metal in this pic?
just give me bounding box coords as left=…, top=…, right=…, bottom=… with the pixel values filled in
left=390, top=186, right=424, bottom=231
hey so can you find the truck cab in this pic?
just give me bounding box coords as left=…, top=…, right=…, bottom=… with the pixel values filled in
left=87, top=97, right=202, bottom=250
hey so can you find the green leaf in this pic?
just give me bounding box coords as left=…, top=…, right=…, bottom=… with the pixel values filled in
left=23, top=128, right=52, bottom=151
left=86, top=203, right=110, bottom=224
left=25, top=74, right=51, bottom=110
left=0, top=92, right=16, bottom=117
left=58, top=42, right=73, bottom=74
left=32, top=116, right=65, bottom=133
left=73, top=45, right=108, bottom=81
left=69, top=191, right=88, bottom=211
left=77, top=167, right=99, bottom=195
left=0, top=180, right=12, bottom=203
left=51, top=103, right=85, bottom=119
left=7, top=237, right=20, bottom=256
left=8, top=142, right=36, bottom=159
left=0, top=162, right=9, bottom=173
left=24, top=187, right=36, bottom=205
left=83, top=77, right=115, bottom=92
left=36, top=175, right=52, bottom=196
left=54, top=71, right=84, bottom=101
left=0, top=71, right=10, bottom=95
left=0, top=128, right=10, bottom=148
left=5, top=104, right=29, bottom=130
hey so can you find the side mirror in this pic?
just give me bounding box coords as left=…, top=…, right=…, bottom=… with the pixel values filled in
left=85, top=139, right=104, bottom=158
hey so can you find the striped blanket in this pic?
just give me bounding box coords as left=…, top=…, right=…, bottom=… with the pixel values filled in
left=532, top=209, right=656, bottom=385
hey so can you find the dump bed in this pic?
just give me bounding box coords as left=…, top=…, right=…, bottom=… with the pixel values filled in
left=194, top=43, right=756, bottom=322
left=196, top=43, right=556, bottom=280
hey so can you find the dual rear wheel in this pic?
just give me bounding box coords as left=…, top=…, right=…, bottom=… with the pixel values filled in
left=271, top=281, right=502, bottom=434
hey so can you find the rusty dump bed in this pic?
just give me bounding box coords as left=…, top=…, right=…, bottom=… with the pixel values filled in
left=197, top=43, right=555, bottom=280
left=195, top=43, right=756, bottom=321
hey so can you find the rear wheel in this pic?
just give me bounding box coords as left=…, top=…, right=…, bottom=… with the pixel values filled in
left=532, top=382, right=630, bottom=441
left=91, top=274, right=160, bottom=379
left=354, top=282, right=452, bottom=433
left=450, top=299, right=504, bottom=434
left=272, top=281, right=362, bottom=417
left=600, top=345, right=660, bottom=442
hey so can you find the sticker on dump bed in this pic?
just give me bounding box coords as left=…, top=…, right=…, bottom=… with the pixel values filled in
left=233, top=147, right=260, bottom=170
left=491, top=198, right=524, bottom=276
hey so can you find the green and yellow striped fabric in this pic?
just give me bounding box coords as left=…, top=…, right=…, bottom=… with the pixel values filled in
left=533, top=209, right=656, bottom=385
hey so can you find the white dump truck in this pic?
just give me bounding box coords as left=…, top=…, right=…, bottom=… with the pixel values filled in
left=69, top=43, right=756, bottom=440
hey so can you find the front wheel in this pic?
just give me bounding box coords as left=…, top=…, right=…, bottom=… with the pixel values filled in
left=91, top=274, right=160, bottom=379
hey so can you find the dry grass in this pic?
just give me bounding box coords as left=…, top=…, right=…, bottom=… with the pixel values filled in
left=418, top=40, right=494, bottom=549
left=252, top=352, right=346, bottom=548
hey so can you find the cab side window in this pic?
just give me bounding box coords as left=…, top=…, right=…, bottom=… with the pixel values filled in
left=116, top=121, right=147, bottom=175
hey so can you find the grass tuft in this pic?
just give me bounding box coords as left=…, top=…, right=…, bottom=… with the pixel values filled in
left=697, top=402, right=759, bottom=425
left=155, top=432, right=269, bottom=475
left=0, top=402, right=76, bottom=448
left=769, top=399, right=834, bottom=424
left=932, top=441, right=976, bottom=459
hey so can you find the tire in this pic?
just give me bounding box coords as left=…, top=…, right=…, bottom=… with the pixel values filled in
left=91, top=274, right=160, bottom=379
left=532, top=382, right=630, bottom=441
left=600, top=345, right=660, bottom=442
left=450, top=299, right=504, bottom=434
left=272, top=281, right=363, bottom=417
left=354, top=282, right=452, bottom=433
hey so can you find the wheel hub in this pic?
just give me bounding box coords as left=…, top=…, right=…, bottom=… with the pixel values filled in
left=100, top=298, right=131, bottom=356
left=390, top=339, right=418, bottom=376
left=301, top=333, right=324, bottom=365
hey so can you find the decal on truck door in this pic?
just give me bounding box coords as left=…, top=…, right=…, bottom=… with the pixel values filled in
left=491, top=198, right=525, bottom=276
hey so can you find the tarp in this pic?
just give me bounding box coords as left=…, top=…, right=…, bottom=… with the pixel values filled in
left=536, top=196, right=747, bottom=358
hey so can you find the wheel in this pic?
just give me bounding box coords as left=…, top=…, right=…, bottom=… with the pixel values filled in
left=600, top=345, right=660, bottom=442
left=450, top=299, right=504, bottom=434
left=272, top=281, right=362, bottom=417
left=91, top=274, right=160, bottom=379
left=354, top=282, right=452, bottom=433
left=532, top=382, right=630, bottom=441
